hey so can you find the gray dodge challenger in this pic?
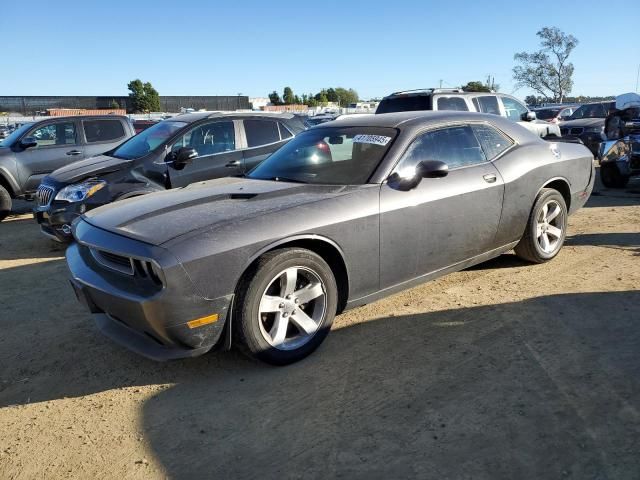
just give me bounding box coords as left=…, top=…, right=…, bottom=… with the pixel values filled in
left=66, top=111, right=594, bottom=365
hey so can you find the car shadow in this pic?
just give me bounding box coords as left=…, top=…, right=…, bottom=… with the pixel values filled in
left=1, top=288, right=639, bottom=478
left=465, top=253, right=528, bottom=271
left=566, top=232, right=640, bottom=255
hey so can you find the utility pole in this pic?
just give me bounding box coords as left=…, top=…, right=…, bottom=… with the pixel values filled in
left=439, top=79, right=443, bottom=88
left=636, top=64, right=640, bottom=92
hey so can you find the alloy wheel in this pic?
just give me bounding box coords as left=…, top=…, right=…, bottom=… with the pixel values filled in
left=258, top=266, right=327, bottom=351
left=536, top=200, right=564, bottom=254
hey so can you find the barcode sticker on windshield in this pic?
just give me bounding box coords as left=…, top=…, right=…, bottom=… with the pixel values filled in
left=352, top=134, right=391, bottom=146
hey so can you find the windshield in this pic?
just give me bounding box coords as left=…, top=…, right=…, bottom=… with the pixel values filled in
left=569, top=104, right=607, bottom=120
left=248, top=126, right=397, bottom=185
left=535, top=109, right=560, bottom=120
left=0, top=123, right=33, bottom=147
left=111, top=120, right=187, bottom=159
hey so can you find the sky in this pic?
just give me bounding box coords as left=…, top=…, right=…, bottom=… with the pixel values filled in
left=1, top=0, right=639, bottom=101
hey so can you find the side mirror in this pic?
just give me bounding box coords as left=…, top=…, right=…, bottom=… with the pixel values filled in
left=171, top=147, right=198, bottom=169
left=522, top=111, right=537, bottom=122
left=418, top=160, right=449, bottom=178
left=387, top=160, right=449, bottom=191
left=20, top=136, right=37, bottom=149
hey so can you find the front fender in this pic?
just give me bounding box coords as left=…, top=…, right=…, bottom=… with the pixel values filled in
left=0, top=159, right=21, bottom=196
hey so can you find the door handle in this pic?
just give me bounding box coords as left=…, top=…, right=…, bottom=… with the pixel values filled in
left=483, top=174, right=497, bottom=183
left=66, top=150, right=82, bottom=156
left=225, top=160, right=241, bottom=168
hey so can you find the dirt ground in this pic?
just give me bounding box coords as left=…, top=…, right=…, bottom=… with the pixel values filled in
left=0, top=174, right=639, bottom=480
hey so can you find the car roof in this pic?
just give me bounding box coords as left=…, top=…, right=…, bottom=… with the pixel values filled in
left=33, top=115, right=129, bottom=122
left=171, top=111, right=296, bottom=123
left=316, top=110, right=520, bottom=130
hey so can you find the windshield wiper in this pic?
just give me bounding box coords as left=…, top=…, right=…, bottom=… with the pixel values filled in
left=262, top=176, right=308, bottom=184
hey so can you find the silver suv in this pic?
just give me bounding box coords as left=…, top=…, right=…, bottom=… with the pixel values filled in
left=376, top=88, right=561, bottom=138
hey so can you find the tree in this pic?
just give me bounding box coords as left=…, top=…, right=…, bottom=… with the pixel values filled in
left=512, top=27, right=578, bottom=103
left=334, top=87, right=359, bottom=107
left=268, top=90, right=282, bottom=105
left=462, top=81, right=492, bottom=93
left=109, top=99, right=120, bottom=109
left=283, top=87, right=295, bottom=105
left=524, top=95, right=539, bottom=106
left=127, top=79, right=161, bottom=113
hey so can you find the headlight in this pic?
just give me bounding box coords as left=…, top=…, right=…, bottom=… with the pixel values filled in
left=55, top=180, right=106, bottom=202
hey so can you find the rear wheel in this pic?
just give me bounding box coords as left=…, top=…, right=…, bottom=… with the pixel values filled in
left=233, top=248, right=338, bottom=365
left=600, top=163, right=629, bottom=189
left=515, top=188, right=567, bottom=263
left=0, top=185, right=12, bottom=222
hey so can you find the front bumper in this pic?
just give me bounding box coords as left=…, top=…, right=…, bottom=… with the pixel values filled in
left=66, top=239, right=232, bottom=361
left=34, top=201, right=84, bottom=242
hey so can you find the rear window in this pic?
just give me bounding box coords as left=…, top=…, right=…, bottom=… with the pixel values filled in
left=83, top=119, right=125, bottom=143
left=376, top=95, right=431, bottom=114
left=436, top=97, right=469, bottom=111
left=535, top=109, right=561, bottom=120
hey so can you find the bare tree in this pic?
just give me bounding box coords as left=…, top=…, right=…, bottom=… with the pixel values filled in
left=513, top=27, right=578, bottom=103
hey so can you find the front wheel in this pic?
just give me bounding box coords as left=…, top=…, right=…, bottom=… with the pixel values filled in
left=233, top=248, right=338, bottom=365
left=0, top=185, right=12, bottom=222
left=515, top=188, right=568, bottom=263
left=600, top=163, right=629, bottom=189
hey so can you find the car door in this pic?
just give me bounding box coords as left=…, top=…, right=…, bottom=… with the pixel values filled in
left=241, top=119, right=291, bottom=173
left=19, top=119, right=84, bottom=192
left=379, top=124, right=505, bottom=288
left=168, top=119, right=242, bottom=187
left=81, top=118, right=129, bottom=158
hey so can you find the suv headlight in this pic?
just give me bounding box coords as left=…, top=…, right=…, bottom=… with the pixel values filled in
left=55, top=180, right=106, bottom=202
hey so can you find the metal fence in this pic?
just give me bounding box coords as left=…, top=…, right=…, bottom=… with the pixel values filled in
left=0, top=96, right=250, bottom=115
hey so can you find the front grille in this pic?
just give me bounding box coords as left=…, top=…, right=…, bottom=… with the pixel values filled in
left=36, top=185, right=56, bottom=207
left=570, top=127, right=584, bottom=135
left=91, top=249, right=134, bottom=275
left=560, top=128, right=568, bottom=136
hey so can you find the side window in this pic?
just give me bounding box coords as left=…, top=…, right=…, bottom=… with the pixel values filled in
left=436, top=97, right=469, bottom=111
left=244, top=119, right=280, bottom=147
left=29, top=122, right=77, bottom=148
left=474, top=96, right=501, bottom=115
left=278, top=122, right=293, bottom=140
left=472, top=124, right=514, bottom=160
left=172, top=121, right=235, bottom=156
left=83, top=120, right=125, bottom=143
left=500, top=96, right=528, bottom=121
left=396, top=125, right=487, bottom=172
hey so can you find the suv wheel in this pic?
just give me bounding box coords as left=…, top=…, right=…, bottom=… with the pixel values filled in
left=233, top=248, right=338, bottom=365
left=0, top=185, right=12, bottom=222
left=600, top=163, right=629, bottom=189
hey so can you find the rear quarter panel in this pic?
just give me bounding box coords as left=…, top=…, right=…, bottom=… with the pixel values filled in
left=493, top=140, right=593, bottom=246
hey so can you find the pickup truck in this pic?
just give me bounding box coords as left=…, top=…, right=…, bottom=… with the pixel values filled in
left=0, top=115, right=134, bottom=220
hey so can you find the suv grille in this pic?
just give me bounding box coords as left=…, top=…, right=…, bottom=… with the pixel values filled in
left=36, top=185, right=56, bottom=207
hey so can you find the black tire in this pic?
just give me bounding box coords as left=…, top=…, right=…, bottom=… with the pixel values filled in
left=600, top=163, right=629, bottom=189
left=515, top=188, right=568, bottom=264
left=0, top=185, right=12, bottom=222
left=233, top=248, right=338, bottom=365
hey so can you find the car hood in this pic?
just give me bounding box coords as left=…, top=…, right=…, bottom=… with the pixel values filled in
left=81, top=177, right=362, bottom=246
left=48, top=154, right=134, bottom=184
left=560, top=118, right=604, bottom=128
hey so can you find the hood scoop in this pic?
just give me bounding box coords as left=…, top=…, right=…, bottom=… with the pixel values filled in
left=229, top=193, right=257, bottom=200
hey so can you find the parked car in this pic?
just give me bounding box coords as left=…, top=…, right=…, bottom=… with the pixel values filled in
left=66, top=111, right=594, bottom=365
left=304, top=114, right=337, bottom=127
left=0, top=126, right=10, bottom=139
left=533, top=105, right=577, bottom=124
left=559, top=101, right=617, bottom=156
left=0, top=115, right=135, bottom=221
left=376, top=88, right=561, bottom=138
left=35, top=112, right=305, bottom=241
left=599, top=93, right=640, bottom=188
left=132, top=119, right=160, bottom=134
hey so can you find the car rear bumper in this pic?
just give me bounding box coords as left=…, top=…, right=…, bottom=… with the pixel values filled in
left=66, top=241, right=232, bottom=361
left=569, top=161, right=595, bottom=214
